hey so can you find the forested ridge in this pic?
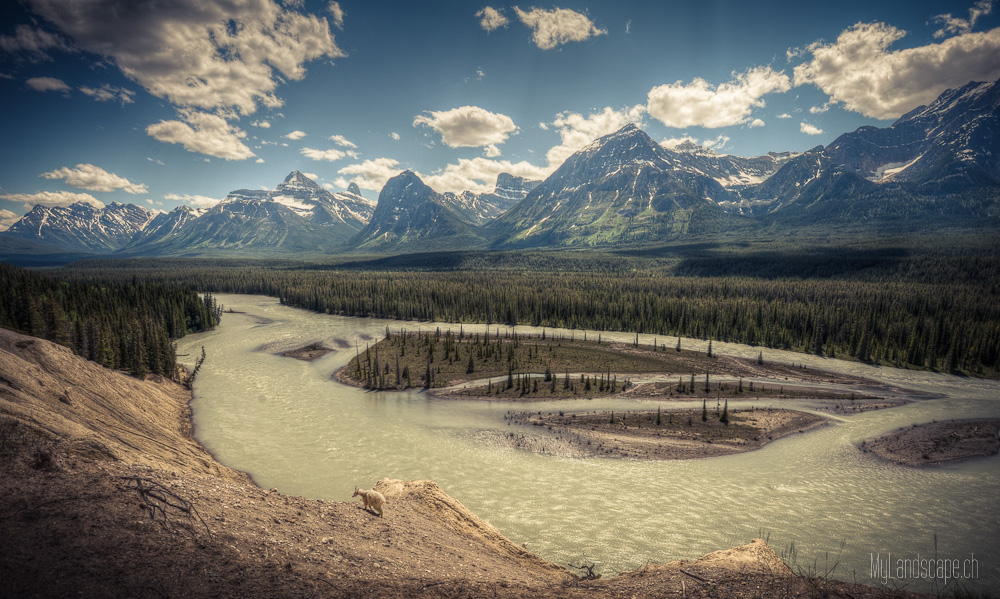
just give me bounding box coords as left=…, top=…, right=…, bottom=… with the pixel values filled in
left=0, top=262, right=220, bottom=378
left=60, top=247, right=1000, bottom=376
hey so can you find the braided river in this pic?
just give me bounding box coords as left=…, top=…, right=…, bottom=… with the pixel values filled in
left=177, top=294, right=1000, bottom=593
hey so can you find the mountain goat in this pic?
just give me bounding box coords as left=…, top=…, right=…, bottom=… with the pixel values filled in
left=352, top=486, right=386, bottom=517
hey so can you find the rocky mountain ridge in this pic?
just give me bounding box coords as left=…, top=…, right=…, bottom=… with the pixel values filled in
left=2, top=79, right=998, bottom=258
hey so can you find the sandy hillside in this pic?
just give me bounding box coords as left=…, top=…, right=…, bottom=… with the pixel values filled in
left=0, top=328, right=924, bottom=598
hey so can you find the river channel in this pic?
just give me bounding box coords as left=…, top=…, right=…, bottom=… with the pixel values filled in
left=177, top=294, right=1000, bottom=593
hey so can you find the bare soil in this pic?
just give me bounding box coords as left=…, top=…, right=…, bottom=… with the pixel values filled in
left=0, top=328, right=926, bottom=598
left=861, top=419, right=1000, bottom=467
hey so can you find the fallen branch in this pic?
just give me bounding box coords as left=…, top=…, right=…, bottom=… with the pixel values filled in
left=680, top=569, right=710, bottom=584
left=569, top=559, right=602, bottom=580
left=420, top=581, right=448, bottom=591
left=119, top=476, right=211, bottom=537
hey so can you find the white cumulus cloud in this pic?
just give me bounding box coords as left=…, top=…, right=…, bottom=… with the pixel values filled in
left=336, top=157, right=403, bottom=191
left=284, top=130, right=307, bottom=140
left=301, top=147, right=346, bottom=162
left=26, top=76, right=70, bottom=93
left=800, top=122, right=824, bottom=135
left=932, top=0, right=992, bottom=38
left=476, top=6, right=509, bottom=31
left=413, top=105, right=518, bottom=148
left=40, top=163, right=147, bottom=194
left=24, top=0, right=344, bottom=115
left=513, top=6, right=606, bottom=50
left=0, top=190, right=104, bottom=209
left=793, top=22, right=1000, bottom=120
left=545, top=105, right=646, bottom=167
left=420, top=157, right=549, bottom=195
left=146, top=109, right=255, bottom=160
left=164, top=192, right=222, bottom=209
left=0, top=209, right=20, bottom=232
left=389, top=132, right=400, bottom=141
left=328, top=1, right=345, bottom=29
left=647, top=66, right=791, bottom=129
left=329, top=134, right=357, bottom=148
left=79, top=84, right=135, bottom=104
left=660, top=135, right=700, bottom=150
left=0, top=24, right=74, bottom=60
left=748, top=118, right=765, bottom=128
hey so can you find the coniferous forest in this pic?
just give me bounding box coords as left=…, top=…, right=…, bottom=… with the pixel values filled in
left=0, top=262, right=220, bottom=378
left=56, top=242, right=1000, bottom=377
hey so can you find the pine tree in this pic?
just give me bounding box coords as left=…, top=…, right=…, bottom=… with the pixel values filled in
left=702, top=399, right=708, bottom=422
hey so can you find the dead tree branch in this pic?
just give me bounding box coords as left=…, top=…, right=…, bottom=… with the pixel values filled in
left=119, top=476, right=211, bottom=537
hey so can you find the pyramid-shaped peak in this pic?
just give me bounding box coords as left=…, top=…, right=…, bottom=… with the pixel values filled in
left=380, top=170, right=426, bottom=194
left=591, top=123, right=657, bottom=148
left=282, top=170, right=319, bottom=186
left=347, top=182, right=362, bottom=196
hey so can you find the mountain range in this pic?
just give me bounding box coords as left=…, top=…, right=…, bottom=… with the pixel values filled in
left=3, top=79, right=999, bottom=261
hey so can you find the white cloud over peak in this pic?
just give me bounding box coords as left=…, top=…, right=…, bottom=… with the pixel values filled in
left=932, top=0, right=992, bottom=38
left=26, top=76, right=70, bottom=93
left=413, top=105, right=518, bottom=148
left=40, top=163, right=147, bottom=194
left=800, top=122, right=824, bottom=135
left=146, top=109, right=255, bottom=160
left=545, top=105, right=646, bottom=167
left=164, top=192, right=221, bottom=209
left=793, top=22, right=1000, bottom=120
left=647, top=66, right=791, bottom=129
left=420, top=157, right=549, bottom=195
left=0, top=190, right=103, bottom=209
left=301, top=147, right=346, bottom=162
left=336, top=157, right=403, bottom=191
left=659, top=135, right=700, bottom=150
left=329, top=134, right=357, bottom=148
left=0, top=209, right=20, bottom=232
left=476, top=6, right=508, bottom=31
left=284, top=130, right=307, bottom=140
left=25, top=0, right=344, bottom=115
left=513, top=6, right=607, bottom=50
left=79, top=84, right=135, bottom=104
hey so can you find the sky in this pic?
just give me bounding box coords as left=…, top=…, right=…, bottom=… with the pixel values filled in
left=1, top=0, right=999, bottom=229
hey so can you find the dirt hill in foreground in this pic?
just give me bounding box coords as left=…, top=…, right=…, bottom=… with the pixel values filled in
left=0, top=328, right=920, bottom=598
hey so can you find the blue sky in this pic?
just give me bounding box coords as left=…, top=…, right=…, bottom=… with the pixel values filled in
left=1, top=0, right=999, bottom=227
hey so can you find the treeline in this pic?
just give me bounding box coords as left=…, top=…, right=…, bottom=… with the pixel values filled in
left=58, top=261, right=1000, bottom=376
left=0, top=262, right=220, bottom=378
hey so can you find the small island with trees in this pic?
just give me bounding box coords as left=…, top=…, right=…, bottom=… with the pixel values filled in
left=336, top=326, right=910, bottom=460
